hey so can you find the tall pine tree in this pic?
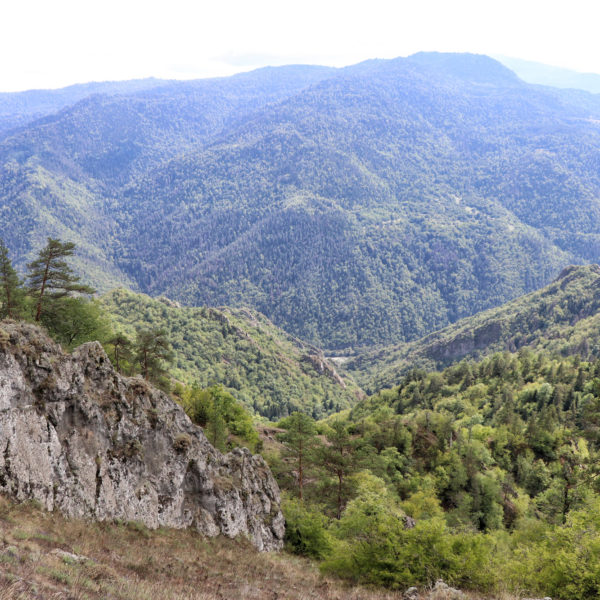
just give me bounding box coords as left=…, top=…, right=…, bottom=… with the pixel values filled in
left=279, top=412, right=320, bottom=500
left=27, top=238, right=94, bottom=321
left=135, top=327, right=174, bottom=388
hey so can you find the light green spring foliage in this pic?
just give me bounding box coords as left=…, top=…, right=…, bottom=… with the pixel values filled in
left=100, top=288, right=361, bottom=419
left=175, top=383, right=259, bottom=452
left=270, top=348, right=600, bottom=598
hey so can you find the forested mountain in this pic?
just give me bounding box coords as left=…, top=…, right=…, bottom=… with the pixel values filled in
left=3, top=53, right=600, bottom=348
left=344, top=264, right=600, bottom=392
left=100, top=288, right=362, bottom=419
left=0, top=78, right=177, bottom=136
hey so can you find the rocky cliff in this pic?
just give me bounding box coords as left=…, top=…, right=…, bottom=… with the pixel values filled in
left=0, top=321, right=284, bottom=551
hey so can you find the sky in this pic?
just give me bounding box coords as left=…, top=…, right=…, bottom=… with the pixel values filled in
left=1, top=0, right=600, bottom=92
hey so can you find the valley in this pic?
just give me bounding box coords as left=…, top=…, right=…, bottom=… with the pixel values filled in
left=2, top=51, right=600, bottom=600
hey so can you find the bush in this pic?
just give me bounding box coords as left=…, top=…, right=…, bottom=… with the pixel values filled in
left=282, top=496, right=332, bottom=559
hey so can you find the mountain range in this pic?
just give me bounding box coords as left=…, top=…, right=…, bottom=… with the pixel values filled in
left=3, top=52, right=600, bottom=350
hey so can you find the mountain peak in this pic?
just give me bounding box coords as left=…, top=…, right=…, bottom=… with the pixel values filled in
left=407, top=51, right=521, bottom=85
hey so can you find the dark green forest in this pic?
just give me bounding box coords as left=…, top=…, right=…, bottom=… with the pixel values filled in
left=3, top=53, right=600, bottom=348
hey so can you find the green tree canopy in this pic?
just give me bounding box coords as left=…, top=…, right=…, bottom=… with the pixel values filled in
left=0, top=239, right=25, bottom=320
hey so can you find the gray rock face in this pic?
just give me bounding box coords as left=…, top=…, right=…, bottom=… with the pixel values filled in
left=0, top=322, right=284, bottom=551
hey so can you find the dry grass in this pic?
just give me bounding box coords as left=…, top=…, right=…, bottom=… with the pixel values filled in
left=0, top=496, right=520, bottom=600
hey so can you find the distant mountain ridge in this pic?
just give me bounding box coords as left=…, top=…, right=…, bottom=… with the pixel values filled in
left=3, top=53, right=600, bottom=349
left=344, top=264, right=600, bottom=392
left=495, top=55, right=600, bottom=94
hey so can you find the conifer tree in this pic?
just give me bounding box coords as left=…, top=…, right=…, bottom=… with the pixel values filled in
left=27, top=238, right=94, bottom=321
left=279, top=412, right=320, bottom=500
left=107, top=333, right=134, bottom=374
left=135, top=327, right=174, bottom=387
left=319, top=420, right=360, bottom=519
left=0, top=239, right=25, bottom=319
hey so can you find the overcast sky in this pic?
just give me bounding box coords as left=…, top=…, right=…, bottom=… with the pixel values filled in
left=2, top=0, right=599, bottom=92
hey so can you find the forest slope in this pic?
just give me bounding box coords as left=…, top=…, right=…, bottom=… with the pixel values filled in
left=100, top=288, right=362, bottom=419
left=345, top=264, right=600, bottom=392
left=3, top=54, right=600, bottom=348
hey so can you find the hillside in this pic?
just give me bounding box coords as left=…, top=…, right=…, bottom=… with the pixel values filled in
left=0, top=495, right=444, bottom=600
left=4, top=53, right=600, bottom=347
left=100, top=288, right=362, bottom=419
left=344, top=264, right=600, bottom=392
left=0, top=78, right=170, bottom=136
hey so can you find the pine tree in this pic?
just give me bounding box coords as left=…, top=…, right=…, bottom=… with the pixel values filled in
left=319, top=420, right=360, bottom=519
left=27, top=238, right=94, bottom=321
left=0, top=239, right=25, bottom=319
left=135, top=327, right=174, bottom=387
left=279, top=412, right=320, bottom=500
left=107, top=333, right=134, bottom=374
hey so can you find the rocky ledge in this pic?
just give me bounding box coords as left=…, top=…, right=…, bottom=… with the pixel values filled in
left=0, top=322, right=284, bottom=551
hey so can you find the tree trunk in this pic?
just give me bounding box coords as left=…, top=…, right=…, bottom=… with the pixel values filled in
left=35, top=258, right=51, bottom=321
left=336, top=472, right=343, bottom=519
left=298, top=440, right=303, bottom=500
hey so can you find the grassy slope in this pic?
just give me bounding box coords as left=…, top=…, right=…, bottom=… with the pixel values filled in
left=345, top=264, right=600, bottom=392
left=100, top=288, right=363, bottom=419
left=0, top=496, right=411, bottom=600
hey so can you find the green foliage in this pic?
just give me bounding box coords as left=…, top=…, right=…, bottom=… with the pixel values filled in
left=0, top=238, right=26, bottom=319
left=282, top=495, right=332, bottom=559
left=135, top=327, right=174, bottom=390
left=4, top=56, right=600, bottom=349
left=266, top=345, right=600, bottom=598
left=177, top=384, right=259, bottom=451
left=105, top=333, right=134, bottom=374
left=101, top=288, right=360, bottom=418
left=277, top=413, right=321, bottom=500
left=347, top=265, right=600, bottom=392
left=40, top=297, right=111, bottom=350
left=26, top=237, right=94, bottom=322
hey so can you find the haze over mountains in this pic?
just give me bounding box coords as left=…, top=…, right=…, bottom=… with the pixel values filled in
left=495, top=55, right=600, bottom=94
left=3, top=52, right=600, bottom=350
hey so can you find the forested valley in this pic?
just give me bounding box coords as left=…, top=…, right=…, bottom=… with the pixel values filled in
left=3, top=52, right=600, bottom=599
left=3, top=53, right=600, bottom=349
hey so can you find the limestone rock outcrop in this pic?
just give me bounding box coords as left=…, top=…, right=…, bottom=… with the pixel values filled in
left=0, top=322, right=284, bottom=551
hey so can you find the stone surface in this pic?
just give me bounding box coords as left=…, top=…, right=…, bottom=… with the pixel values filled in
left=50, top=549, right=90, bottom=564
left=431, top=580, right=465, bottom=600
left=0, top=321, right=284, bottom=551
left=403, top=586, right=418, bottom=600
